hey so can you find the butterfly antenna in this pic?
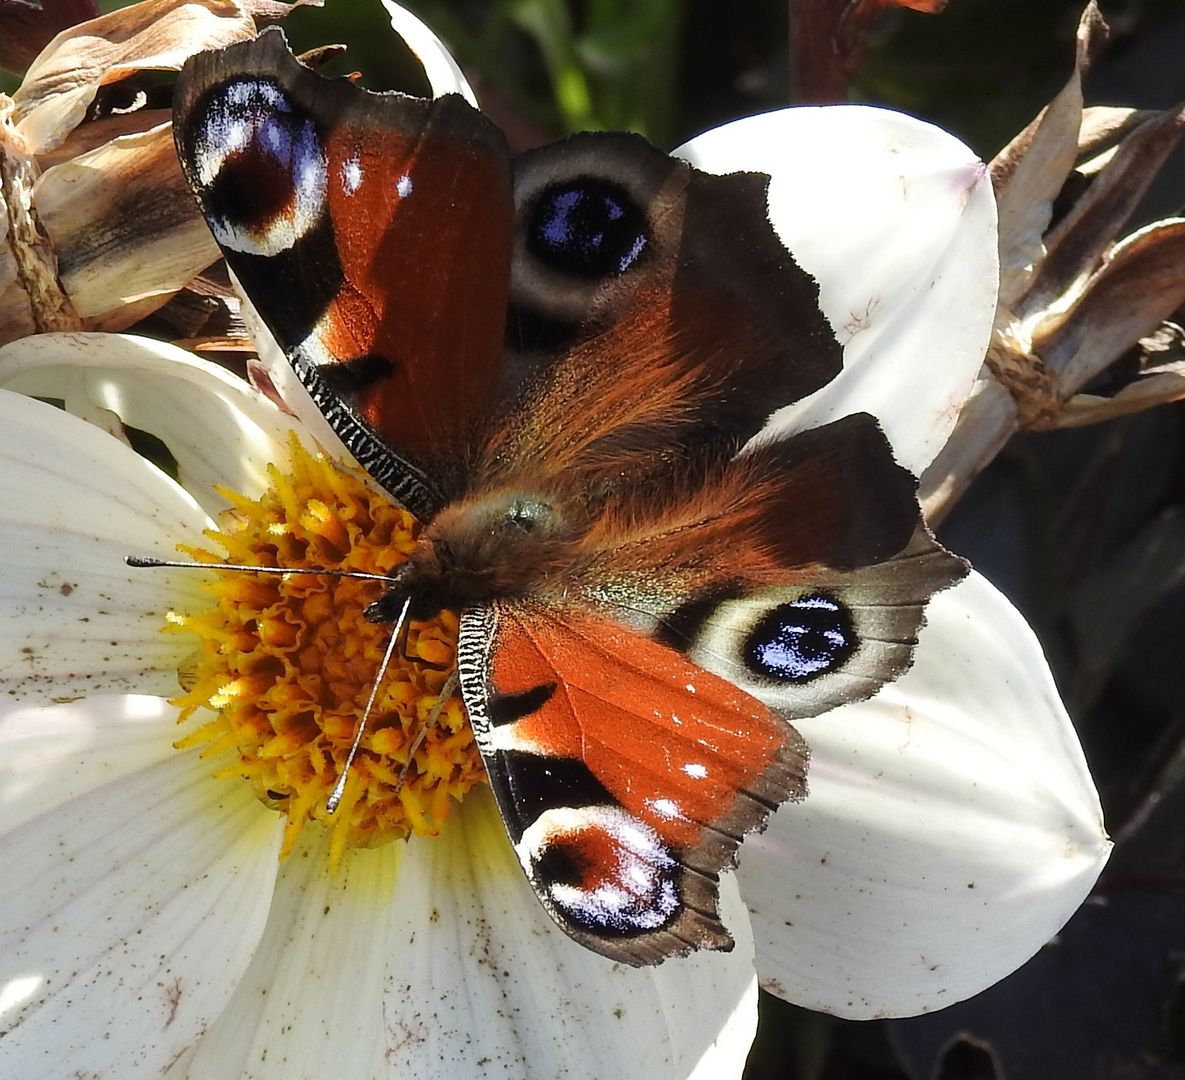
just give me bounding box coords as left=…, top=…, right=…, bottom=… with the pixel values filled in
left=395, top=669, right=459, bottom=792
left=126, top=555, right=393, bottom=583
left=327, top=593, right=413, bottom=814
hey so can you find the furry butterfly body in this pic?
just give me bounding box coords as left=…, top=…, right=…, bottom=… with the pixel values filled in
left=173, top=29, right=965, bottom=966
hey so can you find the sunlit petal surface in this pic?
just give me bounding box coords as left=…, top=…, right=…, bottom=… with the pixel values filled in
left=739, top=571, right=1109, bottom=1019
left=0, top=695, right=283, bottom=1079
left=235, top=288, right=357, bottom=467
left=381, top=0, right=478, bottom=105
left=0, top=333, right=296, bottom=512
left=174, top=833, right=400, bottom=1080
left=676, top=106, right=998, bottom=477
left=0, top=390, right=212, bottom=701
left=168, top=789, right=755, bottom=1080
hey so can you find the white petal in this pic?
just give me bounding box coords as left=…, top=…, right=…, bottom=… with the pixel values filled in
left=389, top=788, right=756, bottom=1080
left=171, top=805, right=751, bottom=1080
left=687, top=961, right=758, bottom=1080
left=381, top=0, right=479, bottom=105
left=0, top=390, right=212, bottom=700
left=175, top=833, right=399, bottom=1080
left=0, top=694, right=178, bottom=832
left=675, top=106, right=998, bottom=477
left=0, top=696, right=283, bottom=1078
left=739, top=571, right=1109, bottom=1019
left=0, top=332, right=298, bottom=512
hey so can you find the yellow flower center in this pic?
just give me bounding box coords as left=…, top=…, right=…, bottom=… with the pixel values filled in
left=168, top=436, right=485, bottom=864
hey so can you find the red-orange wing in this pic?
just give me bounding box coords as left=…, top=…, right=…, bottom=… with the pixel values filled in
left=457, top=599, right=808, bottom=965
left=174, top=29, right=513, bottom=520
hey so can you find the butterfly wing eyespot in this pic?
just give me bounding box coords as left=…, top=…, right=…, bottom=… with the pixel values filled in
left=743, top=595, right=858, bottom=682
left=649, top=533, right=962, bottom=722
left=519, top=805, right=681, bottom=938
left=509, top=134, right=673, bottom=338
left=525, top=178, right=650, bottom=280
left=180, top=76, right=328, bottom=257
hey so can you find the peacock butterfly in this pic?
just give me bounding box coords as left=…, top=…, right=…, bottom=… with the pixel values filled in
left=171, top=26, right=966, bottom=966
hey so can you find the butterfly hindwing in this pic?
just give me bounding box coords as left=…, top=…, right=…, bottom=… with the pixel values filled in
left=537, top=410, right=966, bottom=714
left=457, top=599, right=807, bottom=965
left=173, top=28, right=514, bottom=519
left=502, top=132, right=846, bottom=482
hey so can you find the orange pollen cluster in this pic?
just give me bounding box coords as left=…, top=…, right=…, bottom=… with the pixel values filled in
left=167, top=436, right=485, bottom=864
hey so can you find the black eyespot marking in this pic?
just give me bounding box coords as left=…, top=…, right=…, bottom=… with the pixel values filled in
left=487, top=683, right=557, bottom=727
left=205, top=147, right=294, bottom=237
left=526, top=178, right=648, bottom=280
left=490, top=752, right=616, bottom=843
left=744, top=595, right=856, bottom=682
left=316, top=354, right=398, bottom=395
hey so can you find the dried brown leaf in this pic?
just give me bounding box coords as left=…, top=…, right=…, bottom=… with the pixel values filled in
left=1037, top=219, right=1185, bottom=390
left=0, top=232, right=37, bottom=343
left=13, top=0, right=255, bottom=155
left=1020, top=104, right=1185, bottom=321
left=242, top=0, right=322, bottom=19
left=1047, top=373, right=1185, bottom=429
left=35, top=123, right=220, bottom=328
left=1077, top=106, right=1158, bottom=161
left=34, top=107, right=171, bottom=167
left=992, top=2, right=1108, bottom=308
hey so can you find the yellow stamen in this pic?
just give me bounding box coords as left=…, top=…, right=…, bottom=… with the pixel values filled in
left=168, top=436, right=484, bottom=861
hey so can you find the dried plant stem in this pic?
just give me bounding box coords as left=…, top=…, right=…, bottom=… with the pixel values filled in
left=0, top=100, right=80, bottom=334
left=789, top=0, right=852, bottom=104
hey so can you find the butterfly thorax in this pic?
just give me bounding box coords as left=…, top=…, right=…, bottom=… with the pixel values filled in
left=379, top=486, right=588, bottom=621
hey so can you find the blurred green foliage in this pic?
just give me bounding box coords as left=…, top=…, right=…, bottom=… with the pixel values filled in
left=259, top=0, right=1185, bottom=157
left=81, top=2, right=1185, bottom=156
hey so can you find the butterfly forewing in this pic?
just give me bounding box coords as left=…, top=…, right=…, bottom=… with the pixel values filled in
left=173, top=28, right=514, bottom=518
